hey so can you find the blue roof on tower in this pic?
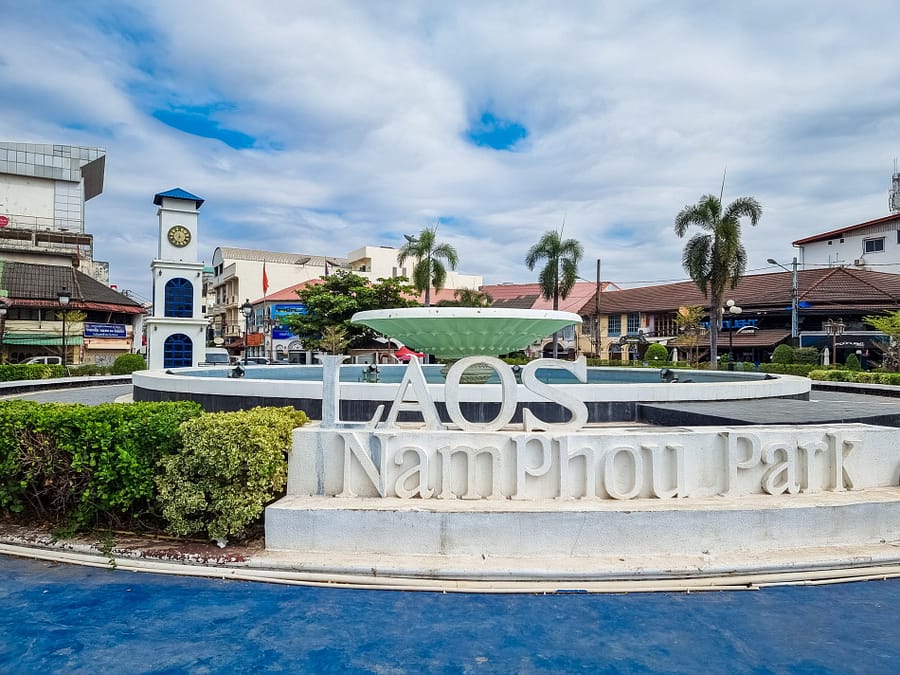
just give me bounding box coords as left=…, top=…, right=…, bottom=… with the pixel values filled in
left=153, top=188, right=204, bottom=208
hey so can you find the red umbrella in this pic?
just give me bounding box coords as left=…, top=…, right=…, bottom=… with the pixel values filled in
left=394, top=345, right=425, bottom=361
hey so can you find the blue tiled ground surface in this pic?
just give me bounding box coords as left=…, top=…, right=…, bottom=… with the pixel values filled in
left=2, top=556, right=898, bottom=673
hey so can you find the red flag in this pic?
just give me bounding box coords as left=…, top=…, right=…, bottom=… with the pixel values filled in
left=262, top=262, right=269, bottom=294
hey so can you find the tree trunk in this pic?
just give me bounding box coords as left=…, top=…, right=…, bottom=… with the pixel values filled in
left=709, top=297, right=721, bottom=370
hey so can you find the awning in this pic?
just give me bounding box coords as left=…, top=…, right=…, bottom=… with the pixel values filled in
left=2, top=333, right=83, bottom=346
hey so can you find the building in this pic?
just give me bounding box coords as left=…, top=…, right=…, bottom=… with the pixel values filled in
left=0, top=261, right=143, bottom=365
left=0, top=142, right=109, bottom=284
left=581, top=267, right=900, bottom=365
left=210, top=245, right=483, bottom=355
left=793, top=213, right=900, bottom=272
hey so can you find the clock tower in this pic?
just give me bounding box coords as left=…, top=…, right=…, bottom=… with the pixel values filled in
left=145, top=188, right=208, bottom=370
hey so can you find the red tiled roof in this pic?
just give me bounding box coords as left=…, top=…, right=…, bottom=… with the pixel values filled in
left=480, top=281, right=618, bottom=313
left=581, top=267, right=900, bottom=315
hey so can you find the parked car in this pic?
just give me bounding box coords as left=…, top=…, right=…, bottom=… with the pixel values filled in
left=21, top=356, right=63, bottom=365
left=201, top=348, right=231, bottom=365
left=243, top=357, right=272, bottom=365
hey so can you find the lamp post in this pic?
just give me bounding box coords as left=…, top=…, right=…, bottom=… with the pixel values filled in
left=57, top=288, right=70, bottom=367
left=723, top=299, right=742, bottom=366
left=0, top=301, right=7, bottom=364
left=824, top=318, right=845, bottom=366
left=767, top=257, right=799, bottom=340
left=240, top=299, right=253, bottom=365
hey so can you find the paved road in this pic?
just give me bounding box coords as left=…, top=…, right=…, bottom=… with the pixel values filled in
left=1, top=555, right=898, bottom=673
left=1, top=384, right=132, bottom=405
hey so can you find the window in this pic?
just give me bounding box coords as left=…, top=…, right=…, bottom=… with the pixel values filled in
left=163, top=334, right=193, bottom=368
left=864, top=237, right=885, bottom=254
left=627, top=312, right=640, bottom=334
left=164, top=278, right=193, bottom=317
left=608, top=314, right=621, bottom=337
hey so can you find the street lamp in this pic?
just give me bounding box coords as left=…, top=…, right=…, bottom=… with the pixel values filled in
left=240, top=299, right=253, bottom=365
left=767, top=257, right=799, bottom=340
left=58, top=288, right=71, bottom=367
left=824, top=318, right=846, bottom=366
left=723, top=299, right=742, bottom=367
left=0, top=301, right=8, bottom=364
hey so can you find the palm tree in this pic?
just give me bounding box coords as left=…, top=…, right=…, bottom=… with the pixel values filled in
left=525, top=229, right=584, bottom=357
left=397, top=225, right=459, bottom=307
left=674, top=194, right=761, bottom=369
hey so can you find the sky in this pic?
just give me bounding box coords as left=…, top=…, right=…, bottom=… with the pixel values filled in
left=3, top=1, right=900, bottom=303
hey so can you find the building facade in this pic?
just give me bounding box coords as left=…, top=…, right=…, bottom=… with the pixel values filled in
left=794, top=213, right=900, bottom=272
left=210, top=245, right=483, bottom=356
left=0, top=142, right=109, bottom=284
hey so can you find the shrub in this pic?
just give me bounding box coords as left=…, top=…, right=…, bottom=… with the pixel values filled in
left=0, top=364, right=67, bottom=381
left=760, top=363, right=815, bottom=376
left=844, top=353, right=861, bottom=371
left=111, top=353, right=147, bottom=375
left=0, top=400, right=203, bottom=527
left=771, top=344, right=794, bottom=364
left=792, top=347, right=819, bottom=365
left=643, top=343, right=669, bottom=362
left=156, top=407, right=309, bottom=543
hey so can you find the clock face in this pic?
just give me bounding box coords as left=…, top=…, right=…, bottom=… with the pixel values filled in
left=167, top=225, right=192, bottom=248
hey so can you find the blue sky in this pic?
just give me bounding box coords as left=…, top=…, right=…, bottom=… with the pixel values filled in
left=2, top=1, right=900, bottom=301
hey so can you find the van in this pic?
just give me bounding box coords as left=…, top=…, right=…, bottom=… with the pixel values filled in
left=21, top=356, right=63, bottom=365
left=202, top=348, right=231, bottom=365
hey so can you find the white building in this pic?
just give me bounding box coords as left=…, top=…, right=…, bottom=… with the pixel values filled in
left=209, top=245, right=483, bottom=349
left=0, top=142, right=110, bottom=283
left=794, top=213, right=900, bottom=272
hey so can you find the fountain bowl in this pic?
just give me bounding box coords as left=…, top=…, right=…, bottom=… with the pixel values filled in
left=351, top=307, right=581, bottom=360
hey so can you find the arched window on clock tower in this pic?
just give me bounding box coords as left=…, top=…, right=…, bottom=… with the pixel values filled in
left=164, top=278, right=194, bottom=318
left=163, top=333, right=193, bottom=368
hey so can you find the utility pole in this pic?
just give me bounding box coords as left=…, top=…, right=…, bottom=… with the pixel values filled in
left=595, top=258, right=601, bottom=357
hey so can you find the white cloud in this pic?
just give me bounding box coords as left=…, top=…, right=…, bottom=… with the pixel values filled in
left=3, top=0, right=900, bottom=299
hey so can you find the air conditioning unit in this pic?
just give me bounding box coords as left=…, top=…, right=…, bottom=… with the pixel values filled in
left=854, top=259, right=864, bottom=266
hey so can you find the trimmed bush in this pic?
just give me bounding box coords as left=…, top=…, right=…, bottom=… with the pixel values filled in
left=771, top=344, right=794, bottom=364
left=760, top=363, right=815, bottom=376
left=156, top=407, right=309, bottom=542
left=111, top=353, right=147, bottom=375
left=0, top=400, right=203, bottom=527
left=844, top=353, right=861, bottom=371
left=792, top=347, right=819, bottom=365
left=644, top=343, right=669, bottom=363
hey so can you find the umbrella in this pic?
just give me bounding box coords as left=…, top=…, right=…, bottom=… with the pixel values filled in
left=822, top=347, right=830, bottom=366
left=670, top=347, right=679, bottom=363
left=394, top=345, right=425, bottom=362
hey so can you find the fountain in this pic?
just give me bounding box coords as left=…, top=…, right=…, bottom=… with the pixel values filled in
left=258, top=309, right=900, bottom=588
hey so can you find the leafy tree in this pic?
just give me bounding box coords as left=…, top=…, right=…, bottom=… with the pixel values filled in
left=284, top=270, right=416, bottom=348
left=675, top=194, right=761, bottom=369
left=436, top=288, right=494, bottom=307
left=319, top=325, right=350, bottom=354
left=673, top=305, right=705, bottom=366
left=863, top=310, right=900, bottom=371
left=397, top=225, right=459, bottom=307
left=55, top=309, right=87, bottom=364
left=525, top=229, right=584, bottom=357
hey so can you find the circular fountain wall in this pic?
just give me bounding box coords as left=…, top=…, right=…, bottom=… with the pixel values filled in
left=133, top=307, right=810, bottom=421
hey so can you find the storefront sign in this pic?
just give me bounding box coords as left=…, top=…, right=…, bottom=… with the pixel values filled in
left=83, top=323, right=127, bottom=338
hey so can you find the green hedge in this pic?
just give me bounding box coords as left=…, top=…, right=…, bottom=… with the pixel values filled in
left=0, top=401, right=309, bottom=541
left=809, top=369, right=900, bottom=385
left=0, top=400, right=204, bottom=528
left=0, top=364, right=67, bottom=381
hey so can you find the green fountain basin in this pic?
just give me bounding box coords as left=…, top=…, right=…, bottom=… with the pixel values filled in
left=351, top=308, right=582, bottom=360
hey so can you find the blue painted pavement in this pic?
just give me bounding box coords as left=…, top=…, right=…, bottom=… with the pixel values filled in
left=1, top=556, right=898, bottom=673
